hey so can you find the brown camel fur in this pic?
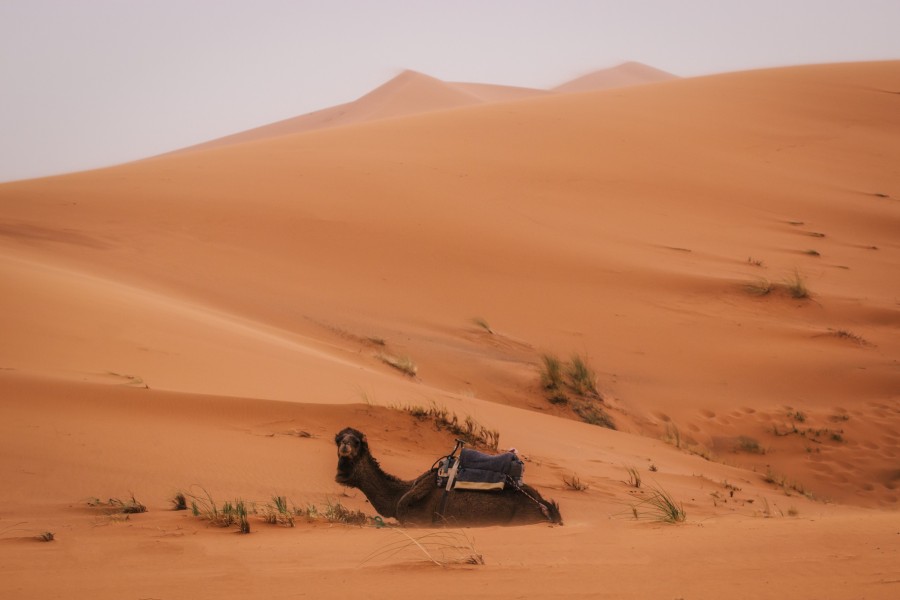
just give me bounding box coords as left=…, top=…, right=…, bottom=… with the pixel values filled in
left=334, top=427, right=563, bottom=526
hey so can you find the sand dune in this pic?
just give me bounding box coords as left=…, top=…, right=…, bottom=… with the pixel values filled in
left=1, top=61, right=899, bottom=598
left=181, top=63, right=657, bottom=152
left=552, top=60, right=677, bottom=92
left=182, top=69, right=541, bottom=152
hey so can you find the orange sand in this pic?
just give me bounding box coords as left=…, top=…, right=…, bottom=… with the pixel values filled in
left=1, top=61, right=898, bottom=598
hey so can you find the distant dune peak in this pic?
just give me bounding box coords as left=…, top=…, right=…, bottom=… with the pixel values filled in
left=553, top=61, right=677, bottom=93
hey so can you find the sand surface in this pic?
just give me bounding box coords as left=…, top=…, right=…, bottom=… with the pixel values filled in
left=1, top=61, right=899, bottom=598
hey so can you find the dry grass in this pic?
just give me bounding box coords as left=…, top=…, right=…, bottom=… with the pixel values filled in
left=540, top=353, right=615, bottom=429
left=378, top=353, right=418, bottom=377
left=567, top=354, right=598, bottom=397
left=261, top=495, right=295, bottom=527
left=322, top=498, right=370, bottom=526
left=170, top=491, right=187, bottom=511
left=784, top=269, right=810, bottom=299
left=745, top=278, right=774, bottom=296
left=829, top=329, right=868, bottom=345
left=735, top=436, right=766, bottom=454
left=362, top=528, right=484, bottom=567
left=572, top=400, right=616, bottom=430
left=744, top=270, right=811, bottom=299
left=87, top=494, right=147, bottom=514
left=540, top=353, right=565, bottom=391
left=400, top=402, right=500, bottom=451
left=562, top=473, right=589, bottom=491
left=763, top=469, right=814, bottom=499
left=631, top=484, right=686, bottom=523
left=624, top=465, right=642, bottom=488
left=186, top=489, right=251, bottom=533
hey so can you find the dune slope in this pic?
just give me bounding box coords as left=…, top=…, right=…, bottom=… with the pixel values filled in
left=1, top=61, right=899, bottom=599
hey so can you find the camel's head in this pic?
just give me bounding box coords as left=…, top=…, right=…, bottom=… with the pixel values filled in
left=334, top=427, right=368, bottom=484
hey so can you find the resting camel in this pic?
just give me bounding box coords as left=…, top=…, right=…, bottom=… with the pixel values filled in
left=334, top=427, right=562, bottom=526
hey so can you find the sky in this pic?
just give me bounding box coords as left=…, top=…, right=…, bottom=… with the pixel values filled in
left=1, top=0, right=899, bottom=182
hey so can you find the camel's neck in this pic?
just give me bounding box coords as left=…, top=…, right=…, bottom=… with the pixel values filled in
left=348, top=454, right=412, bottom=519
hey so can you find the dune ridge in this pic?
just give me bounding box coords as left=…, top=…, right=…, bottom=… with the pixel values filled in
left=1, top=61, right=899, bottom=598
left=179, top=61, right=669, bottom=152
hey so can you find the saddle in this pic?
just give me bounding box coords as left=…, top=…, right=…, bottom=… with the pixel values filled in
left=436, top=443, right=524, bottom=492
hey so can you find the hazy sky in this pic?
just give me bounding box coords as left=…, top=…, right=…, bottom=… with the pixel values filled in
left=2, top=0, right=899, bottom=182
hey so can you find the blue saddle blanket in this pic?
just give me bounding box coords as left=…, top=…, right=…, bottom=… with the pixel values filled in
left=453, top=448, right=524, bottom=490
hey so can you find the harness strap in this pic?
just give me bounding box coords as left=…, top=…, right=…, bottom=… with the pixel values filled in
left=434, top=439, right=465, bottom=522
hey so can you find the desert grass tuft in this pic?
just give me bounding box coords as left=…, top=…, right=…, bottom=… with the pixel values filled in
left=170, top=492, right=187, bottom=511
left=235, top=500, right=251, bottom=534
left=471, top=317, right=494, bottom=334
left=323, top=498, right=369, bottom=526
left=567, top=354, right=598, bottom=397
left=362, top=528, right=483, bottom=568
left=631, top=484, right=686, bottom=523
left=540, top=353, right=614, bottom=429
left=572, top=400, right=616, bottom=430
left=735, top=436, right=765, bottom=454
left=185, top=488, right=250, bottom=532
left=261, top=495, right=295, bottom=527
left=624, top=465, right=642, bottom=488
left=378, top=353, right=418, bottom=377
left=745, top=277, right=773, bottom=296
left=88, top=494, right=147, bottom=514
left=547, top=391, right=569, bottom=405
left=562, top=473, right=589, bottom=491
left=399, top=402, right=500, bottom=450
left=763, top=469, right=813, bottom=499
left=829, top=329, right=867, bottom=345
left=788, top=410, right=807, bottom=423
left=784, top=269, right=810, bottom=299
left=539, top=353, right=564, bottom=391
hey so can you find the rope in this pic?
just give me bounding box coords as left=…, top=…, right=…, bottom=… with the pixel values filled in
left=509, top=477, right=552, bottom=521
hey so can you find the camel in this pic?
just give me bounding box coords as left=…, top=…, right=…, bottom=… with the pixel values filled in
left=334, top=427, right=562, bottom=526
